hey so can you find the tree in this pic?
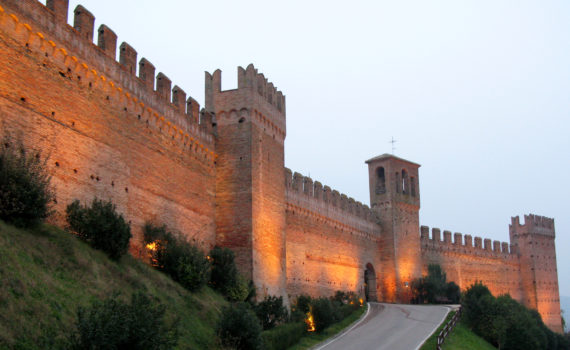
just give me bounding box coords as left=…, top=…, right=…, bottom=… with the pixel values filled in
left=462, top=281, right=492, bottom=331
left=446, top=281, right=461, bottom=304
left=411, top=264, right=459, bottom=304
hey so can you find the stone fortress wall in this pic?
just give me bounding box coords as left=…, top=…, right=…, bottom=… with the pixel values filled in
left=0, top=0, right=562, bottom=333
left=509, top=215, right=561, bottom=333
left=419, top=214, right=561, bottom=332
left=0, top=0, right=217, bottom=253
left=420, top=225, right=523, bottom=301
left=284, top=169, right=381, bottom=299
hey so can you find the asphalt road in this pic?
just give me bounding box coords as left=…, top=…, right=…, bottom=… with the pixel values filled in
left=314, top=303, right=450, bottom=350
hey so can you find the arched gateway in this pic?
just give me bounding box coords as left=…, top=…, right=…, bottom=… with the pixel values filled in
left=364, top=263, right=377, bottom=301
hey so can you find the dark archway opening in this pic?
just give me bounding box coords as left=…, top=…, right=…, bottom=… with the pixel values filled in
left=364, top=263, right=377, bottom=302
left=375, top=167, right=386, bottom=194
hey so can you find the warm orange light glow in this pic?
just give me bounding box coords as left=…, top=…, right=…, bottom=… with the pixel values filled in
left=359, top=298, right=364, bottom=306
left=305, top=310, right=316, bottom=332
left=145, top=241, right=160, bottom=267
left=146, top=242, right=158, bottom=251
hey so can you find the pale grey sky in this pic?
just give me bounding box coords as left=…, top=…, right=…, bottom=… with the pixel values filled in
left=57, top=0, right=569, bottom=297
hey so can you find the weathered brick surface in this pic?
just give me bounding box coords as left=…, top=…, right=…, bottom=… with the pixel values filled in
left=0, top=0, right=562, bottom=333
left=366, top=154, right=422, bottom=302
left=510, top=215, right=562, bottom=333
left=208, top=65, right=287, bottom=301
left=285, top=170, right=381, bottom=300
left=421, top=228, right=523, bottom=299
left=0, top=0, right=216, bottom=254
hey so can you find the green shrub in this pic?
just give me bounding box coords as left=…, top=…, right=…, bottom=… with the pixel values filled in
left=209, top=246, right=253, bottom=301
left=331, top=290, right=358, bottom=305
left=261, top=322, right=305, bottom=350
left=226, top=274, right=250, bottom=302
left=311, top=298, right=336, bottom=332
left=254, top=295, right=288, bottom=330
left=0, top=138, right=54, bottom=227
left=462, top=281, right=492, bottom=329
left=411, top=264, right=461, bottom=304
left=295, top=294, right=312, bottom=314
left=70, top=292, right=178, bottom=350
left=209, top=246, right=238, bottom=291
left=336, top=303, right=358, bottom=320
left=217, top=302, right=262, bottom=350
left=66, top=198, right=131, bottom=260
left=446, top=281, right=461, bottom=304
left=462, top=282, right=570, bottom=350
left=143, top=223, right=210, bottom=291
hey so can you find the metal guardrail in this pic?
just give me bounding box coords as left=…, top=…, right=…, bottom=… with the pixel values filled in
left=436, top=307, right=462, bottom=350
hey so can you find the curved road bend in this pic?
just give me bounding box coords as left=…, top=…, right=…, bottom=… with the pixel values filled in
left=315, top=303, right=450, bottom=350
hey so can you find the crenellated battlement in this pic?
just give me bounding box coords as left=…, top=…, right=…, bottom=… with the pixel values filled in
left=205, top=64, right=286, bottom=140
left=284, top=168, right=379, bottom=238
left=510, top=214, right=555, bottom=237
left=0, top=0, right=214, bottom=150
left=420, top=225, right=515, bottom=257
left=238, top=64, right=286, bottom=115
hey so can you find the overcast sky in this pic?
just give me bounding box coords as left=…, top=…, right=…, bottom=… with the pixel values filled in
left=55, top=0, right=569, bottom=297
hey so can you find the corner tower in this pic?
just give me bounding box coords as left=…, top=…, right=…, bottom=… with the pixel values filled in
left=366, top=154, right=421, bottom=302
left=510, top=214, right=562, bottom=333
left=206, top=64, right=287, bottom=301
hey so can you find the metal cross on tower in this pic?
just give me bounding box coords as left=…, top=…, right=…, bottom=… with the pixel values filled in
left=390, top=137, right=397, bottom=154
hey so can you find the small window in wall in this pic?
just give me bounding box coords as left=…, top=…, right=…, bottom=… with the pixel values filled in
left=402, top=169, right=408, bottom=194
left=411, top=176, right=416, bottom=197
left=395, top=172, right=400, bottom=193
left=376, top=167, right=386, bottom=194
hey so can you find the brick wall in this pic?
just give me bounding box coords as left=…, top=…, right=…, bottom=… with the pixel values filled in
left=208, top=65, right=288, bottom=301
left=420, top=227, right=522, bottom=299
left=510, top=215, right=562, bottom=333
left=0, top=0, right=216, bottom=253
left=284, top=169, right=381, bottom=300
left=420, top=216, right=562, bottom=333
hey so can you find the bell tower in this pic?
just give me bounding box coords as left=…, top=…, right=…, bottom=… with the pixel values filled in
left=366, top=154, right=421, bottom=302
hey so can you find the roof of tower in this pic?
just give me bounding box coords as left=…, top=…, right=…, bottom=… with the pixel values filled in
left=365, top=153, right=421, bottom=167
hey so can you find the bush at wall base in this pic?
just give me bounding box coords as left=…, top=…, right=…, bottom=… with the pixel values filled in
left=66, top=198, right=131, bottom=260
left=143, top=223, right=211, bottom=292
left=255, top=295, right=288, bottom=330
left=0, top=138, right=54, bottom=228
left=462, top=282, right=570, bottom=350
left=217, top=302, right=263, bottom=350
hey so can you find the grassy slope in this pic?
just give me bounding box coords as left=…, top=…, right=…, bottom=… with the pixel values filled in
left=0, top=220, right=228, bottom=349
left=288, top=305, right=367, bottom=350
left=419, top=311, right=496, bottom=350
left=443, top=322, right=497, bottom=350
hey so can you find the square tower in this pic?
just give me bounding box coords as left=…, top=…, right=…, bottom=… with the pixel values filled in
left=510, top=214, right=562, bottom=333
left=366, top=154, right=421, bottom=302
left=206, top=64, right=287, bottom=302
